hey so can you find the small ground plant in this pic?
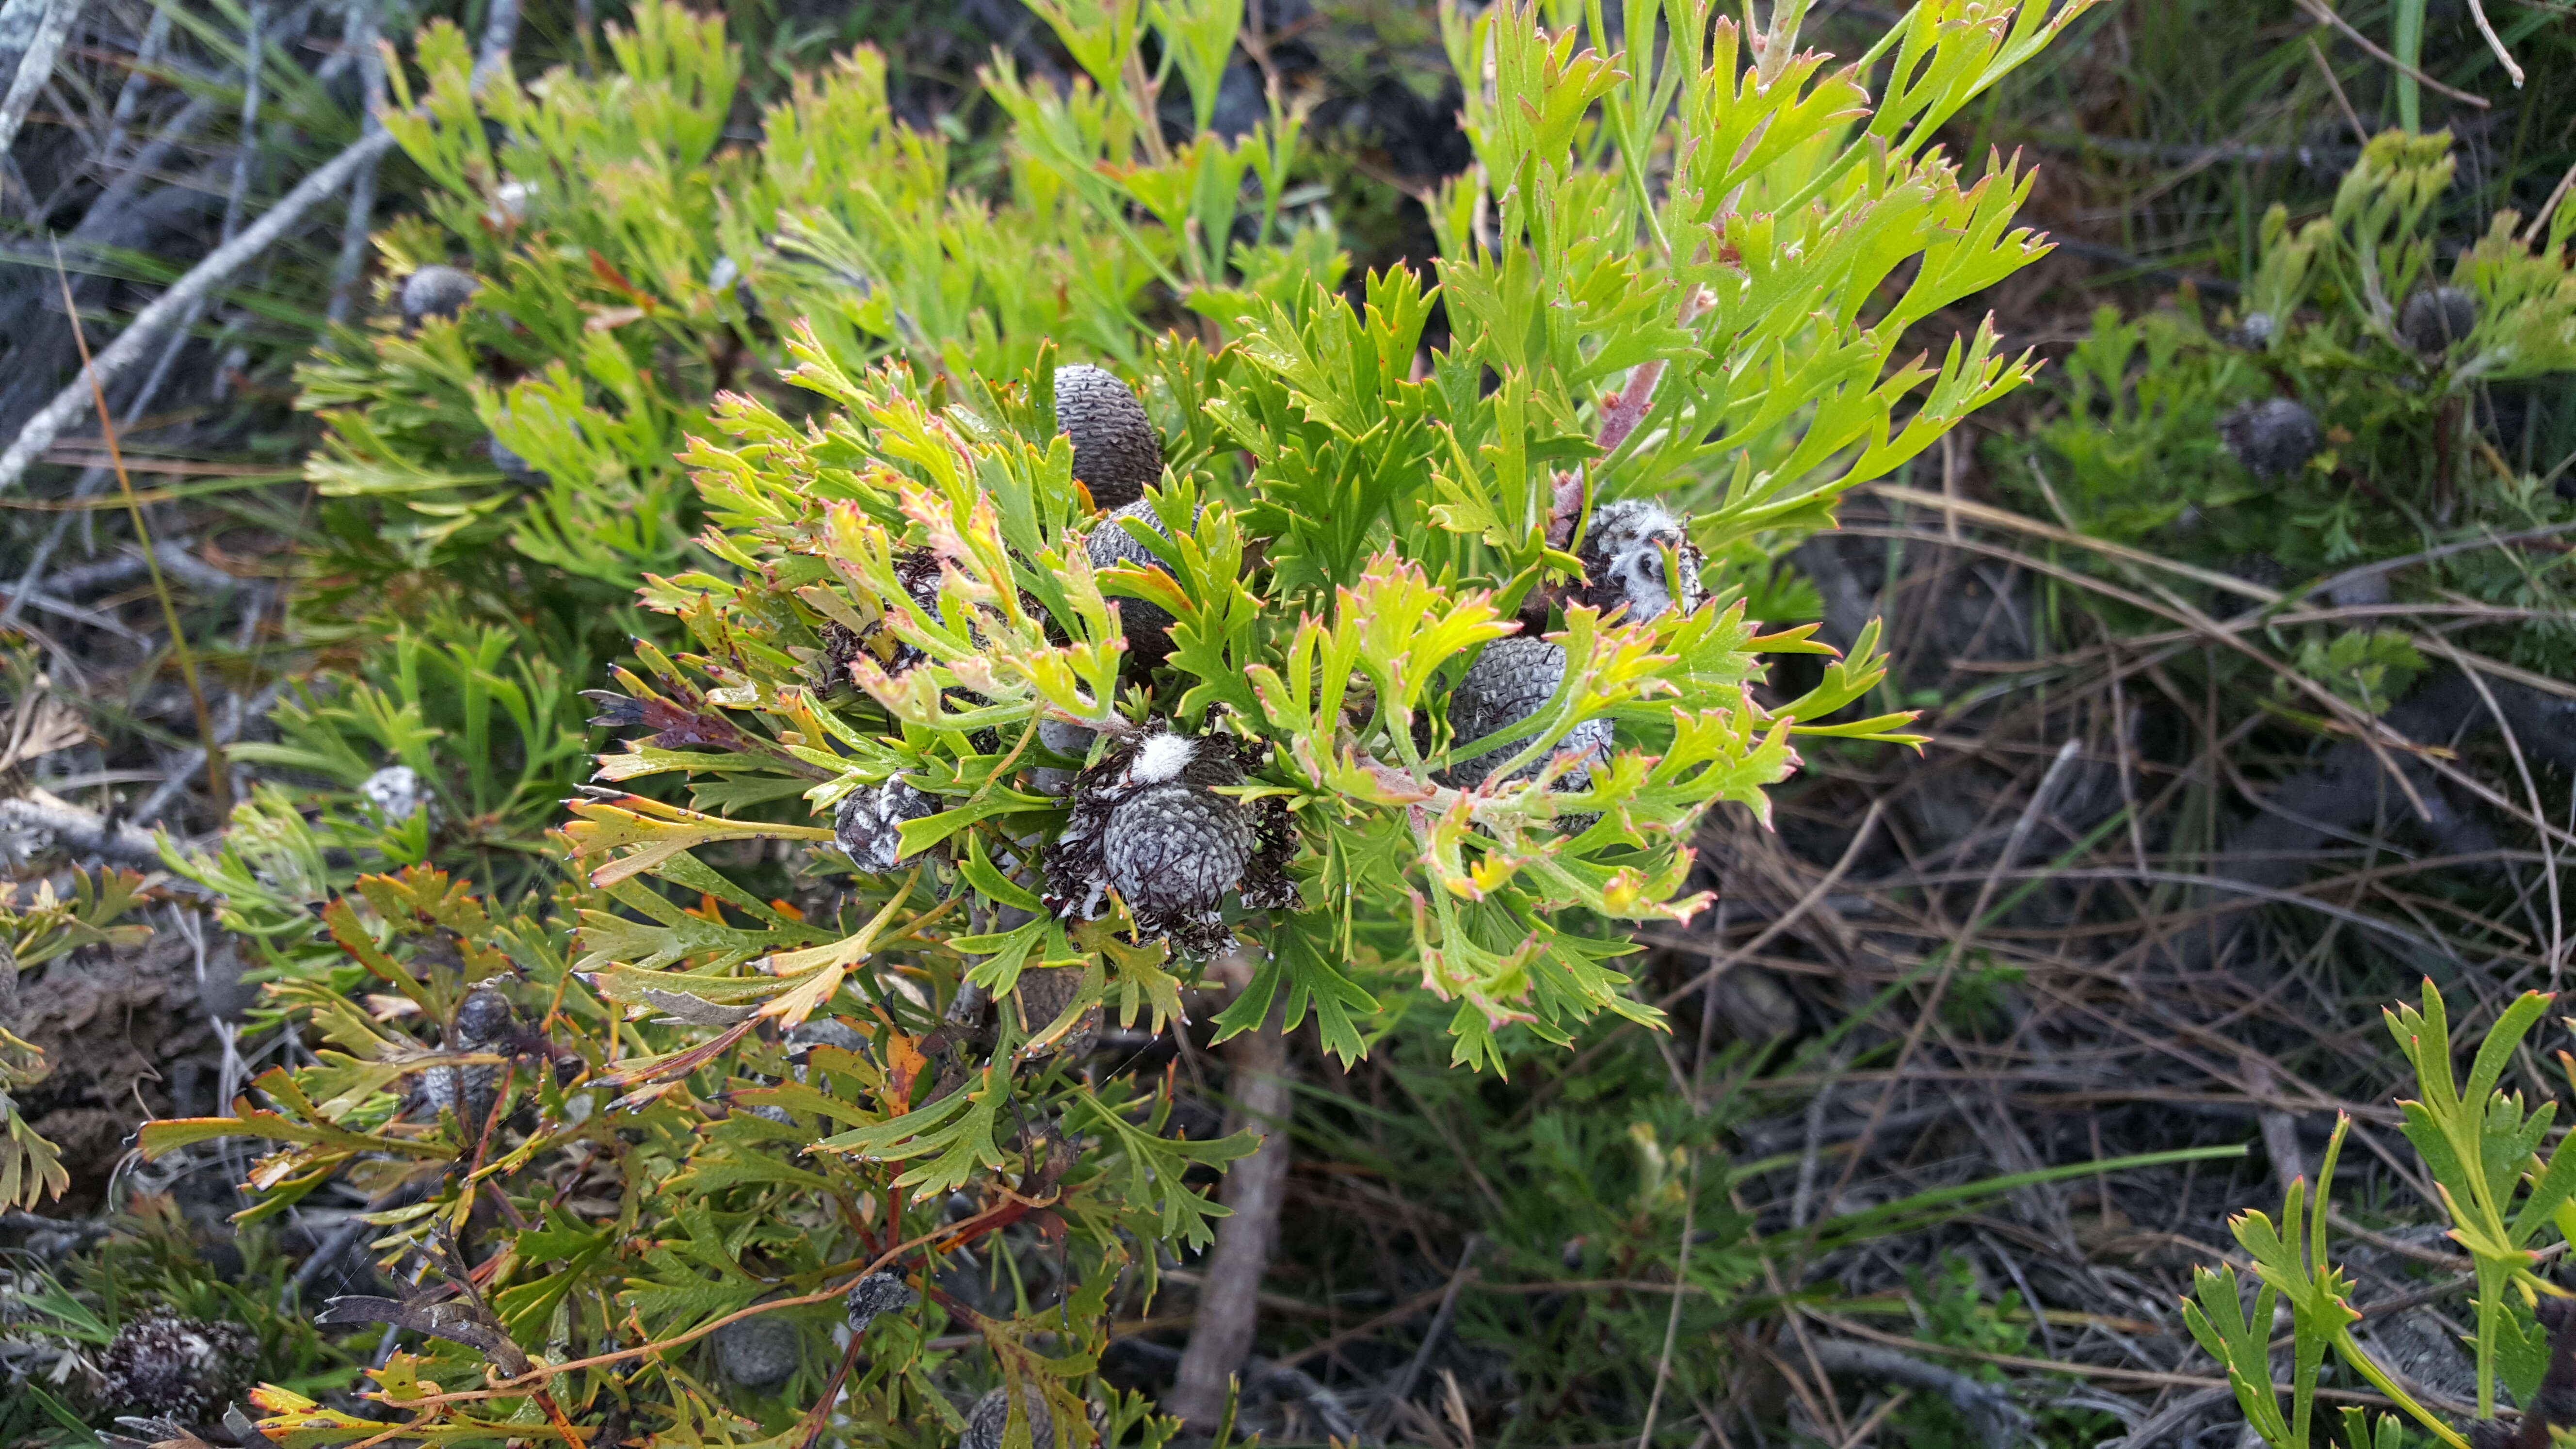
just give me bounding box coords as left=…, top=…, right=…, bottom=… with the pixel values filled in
left=129, top=0, right=2107, bottom=1440
left=2016, top=129, right=2576, bottom=715
left=2189, top=983, right=2576, bottom=1449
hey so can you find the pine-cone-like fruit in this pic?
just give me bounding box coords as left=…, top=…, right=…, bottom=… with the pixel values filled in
left=2399, top=285, right=2477, bottom=356
left=852, top=548, right=946, bottom=676
left=422, top=985, right=515, bottom=1131
left=2217, top=398, right=2323, bottom=479
left=1043, top=724, right=1297, bottom=957
left=1086, top=501, right=1182, bottom=669
left=837, top=777, right=939, bottom=873
left=712, top=1315, right=800, bottom=1390
left=1440, top=638, right=1613, bottom=791
left=1054, top=364, right=1162, bottom=510
left=1032, top=717, right=1096, bottom=797
left=1573, top=499, right=1706, bottom=624
left=846, top=1271, right=918, bottom=1334
left=97, top=1309, right=257, bottom=1422
left=488, top=436, right=547, bottom=486
left=455, top=985, right=514, bottom=1044
left=1007, top=965, right=1098, bottom=1060
left=399, top=265, right=478, bottom=330
left=961, top=1385, right=1054, bottom=1449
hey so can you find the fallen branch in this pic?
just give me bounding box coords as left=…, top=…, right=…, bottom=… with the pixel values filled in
left=0, top=789, right=170, bottom=868
left=0, top=128, right=397, bottom=495
left=0, top=0, right=83, bottom=158
left=1802, top=1339, right=2033, bottom=1449
left=0, top=0, right=524, bottom=494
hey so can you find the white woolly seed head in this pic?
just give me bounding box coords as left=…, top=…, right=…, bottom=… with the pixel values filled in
left=1125, top=731, right=1198, bottom=786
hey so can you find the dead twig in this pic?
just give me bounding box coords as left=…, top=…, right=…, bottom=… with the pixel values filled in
left=2287, top=0, right=2491, bottom=108
left=0, top=0, right=522, bottom=494
left=2464, top=0, right=2525, bottom=88
left=0, top=0, right=83, bottom=160
left=0, top=127, right=396, bottom=495
left=325, top=0, right=385, bottom=325
left=1369, top=1233, right=1483, bottom=1436
left=0, top=789, right=172, bottom=866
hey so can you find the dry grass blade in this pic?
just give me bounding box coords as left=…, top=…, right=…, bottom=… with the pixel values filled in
left=47, top=239, right=226, bottom=815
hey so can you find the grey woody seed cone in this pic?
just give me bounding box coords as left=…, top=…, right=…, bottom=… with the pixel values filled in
left=400, top=265, right=479, bottom=329
left=845, top=1270, right=917, bottom=1333
left=489, top=436, right=548, bottom=486
left=98, top=1309, right=256, bottom=1422
left=1054, top=364, right=1162, bottom=510
left=423, top=985, right=514, bottom=1130
left=2217, top=398, right=2323, bottom=479
left=837, top=777, right=939, bottom=873
left=961, top=1385, right=1054, bottom=1449
left=1042, top=724, right=1297, bottom=957
left=2399, top=285, right=2477, bottom=356
left=1008, top=965, right=1097, bottom=1060
left=1441, top=638, right=1613, bottom=791
left=1573, top=498, right=1706, bottom=623
left=1032, top=717, right=1096, bottom=796
left=1105, top=785, right=1254, bottom=930
left=712, top=1315, right=800, bottom=1390
left=1085, top=500, right=1181, bottom=669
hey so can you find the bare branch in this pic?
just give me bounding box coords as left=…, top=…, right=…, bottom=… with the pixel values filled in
left=1168, top=1013, right=1296, bottom=1425
left=0, top=789, right=169, bottom=868
left=0, top=0, right=85, bottom=160
left=0, top=0, right=525, bottom=494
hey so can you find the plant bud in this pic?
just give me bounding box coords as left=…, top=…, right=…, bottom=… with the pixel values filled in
left=961, top=1385, right=1053, bottom=1449
left=2217, top=398, right=2322, bottom=478
left=400, top=265, right=479, bottom=330
left=1440, top=638, right=1613, bottom=792
left=711, top=1315, right=800, bottom=1391
left=97, top=1308, right=257, bottom=1423
left=1085, top=501, right=1182, bottom=669
left=1054, top=364, right=1162, bottom=510
left=489, top=179, right=531, bottom=227
left=845, top=1270, right=917, bottom=1333
left=837, top=777, right=938, bottom=873
left=1573, top=499, right=1705, bottom=623
left=2399, top=285, right=2476, bottom=356
left=1043, top=724, right=1297, bottom=957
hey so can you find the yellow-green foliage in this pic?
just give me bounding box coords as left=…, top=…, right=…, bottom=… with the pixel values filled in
left=162, top=2, right=2099, bottom=1441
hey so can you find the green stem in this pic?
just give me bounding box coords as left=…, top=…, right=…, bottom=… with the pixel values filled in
left=2333, top=1329, right=2473, bottom=1449
left=2392, top=0, right=2425, bottom=133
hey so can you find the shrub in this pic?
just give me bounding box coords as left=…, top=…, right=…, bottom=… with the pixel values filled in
left=2015, top=129, right=2576, bottom=711
left=142, top=0, right=2100, bottom=1439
